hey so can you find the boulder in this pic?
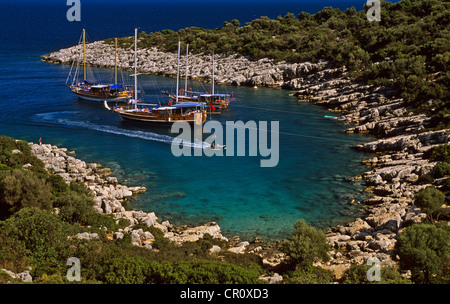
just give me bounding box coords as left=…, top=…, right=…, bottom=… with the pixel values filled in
left=228, top=241, right=250, bottom=254
left=209, top=245, right=222, bottom=254
left=75, top=232, right=99, bottom=240
left=113, top=232, right=124, bottom=240
left=259, top=273, right=283, bottom=284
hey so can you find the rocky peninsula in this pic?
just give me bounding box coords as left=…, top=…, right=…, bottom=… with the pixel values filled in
left=42, top=41, right=449, bottom=279
left=41, top=40, right=331, bottom=88
left=289, top=63, right=449, bottom=275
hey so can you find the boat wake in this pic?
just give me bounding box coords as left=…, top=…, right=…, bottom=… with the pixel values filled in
left=34, top=112, right=209, bottom=149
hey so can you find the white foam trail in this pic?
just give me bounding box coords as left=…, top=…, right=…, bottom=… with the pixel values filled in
left=34, top=111, right=80, bottom=121
left=59, top=118, right=209, bottom=149
left=34, top=111, right=209, bottom=149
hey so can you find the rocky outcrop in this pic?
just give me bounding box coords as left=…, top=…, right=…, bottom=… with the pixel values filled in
left=29, top=142, right=228, bottom=248
left=259, top=272, right=283, bottom=284
left=1, top=269, right=33, bottom=283
left=291, top=63, right=450, bottom=276
left=30, top=143, right=145, bottom=214
left=42, top=41, right=331, bottom=89
left=354, top=130, right=449, bottom=153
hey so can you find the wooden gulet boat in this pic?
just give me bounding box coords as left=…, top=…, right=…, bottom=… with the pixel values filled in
left=161, top=45, right=235, bottom=111
left=107, top=29, right=207, bottom=126
left=113, top=103, right=207, bottom=126
left=67, top=29, right=133, bottom=103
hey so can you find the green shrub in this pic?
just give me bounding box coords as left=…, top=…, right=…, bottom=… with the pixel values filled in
left=33, top=272, right=66, bottom=284
left=340, top=263, right=412, bottom=284
left=96, top=256, right=264, bottom=284
left=395, top=223, right=450, bottom=284
left=220, top=251, right=264, bottom=274
left=47, top=174, right=69, bottom=199
left=100, top=256, right=153, bottom=284
left=195, top=233, right=228, bottom=251
left=442, top=178, right=450, bottom=195
left=284, top=264, right=335, bottom=284
left=0, top=169, right=52, bottom=219
left=416, top=173, right=435, bottom=185
left=433, top=162, right=450, bottom=178
left=414, top=186, right=445, bottom=221
left=163, top=260, right=264, bottom=284
left=0, top=207, right=73, bottom=278
left=0, top=136, right=45, bottom=170
left=281, top=220, right=330, bottom=266
left=54, top=190, right=94, bottom=225
left=52, top=181, right=98, bottom=225
left=0, top=270, right=22, bottom=284
left=426, top=144, right=450, bottom=163
left=0, top=228, right=30, bottom=273
left=86, top=212, right=128, bottom=231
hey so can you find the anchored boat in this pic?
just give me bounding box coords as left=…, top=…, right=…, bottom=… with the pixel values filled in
left=67, top=29, right=133, bottom=103
left=162, top=44, right=235, bottom=111
left=107, top=29, right=207, bottom=126
left=112, top=102, right=207, bottom=126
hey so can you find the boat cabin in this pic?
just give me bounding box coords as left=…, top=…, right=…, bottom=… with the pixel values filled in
left=198, top=94, right=231, bottom=103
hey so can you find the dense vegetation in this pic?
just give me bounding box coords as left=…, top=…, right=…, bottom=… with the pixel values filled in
left=107, top=0, right=449, bottom=128
left=0, top=135, right=449, bottom=284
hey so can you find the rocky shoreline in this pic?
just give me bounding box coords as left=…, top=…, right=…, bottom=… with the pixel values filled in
left=41, top=40, right=334, bottom=88
left=30, top=142, right=229, bottom=244
left=42, top=42, right=449, bottom=279
left=291, top=66, right=449, bottom=277
left=28, top=142, right=285, bottom=274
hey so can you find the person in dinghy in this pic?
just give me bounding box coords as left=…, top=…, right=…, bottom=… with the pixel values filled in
left=210, top=135, right=226, bottom=150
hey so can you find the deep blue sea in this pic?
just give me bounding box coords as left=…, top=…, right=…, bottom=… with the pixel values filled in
left=1, top=0, right=375, bottom=241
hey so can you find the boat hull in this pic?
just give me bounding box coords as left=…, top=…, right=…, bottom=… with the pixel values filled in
left=71, top=88, right=132, bottom=103
left=120, top=115, right=183, bottom=126
left=74, top=92, right=130, bottom=102
left=116, top=110, right=206, bottom=127
left=119, top=114, right=199, bottom=127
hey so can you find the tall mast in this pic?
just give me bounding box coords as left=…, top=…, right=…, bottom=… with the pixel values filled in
left=212, top=52, right=215, bottom=95
left=83, top=29, right=86, bottom=82
left=176, top=40, right=180, bottom=104
left=134, top=28, right=138, bottom=110
left=114, top=38, right=118, bottom=85
left=185, top=43, right=189, bottom=96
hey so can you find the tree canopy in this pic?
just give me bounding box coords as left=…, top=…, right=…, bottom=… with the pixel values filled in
left=395, top=223, right=450, bottom=283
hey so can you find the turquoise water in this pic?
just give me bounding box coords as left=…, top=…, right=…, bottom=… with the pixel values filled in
left=2, top=1, right=373, bottom=241
left=3, top=60, right=371, bottom=240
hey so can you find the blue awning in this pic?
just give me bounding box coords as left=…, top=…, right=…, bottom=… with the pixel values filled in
left=110, top=84, right=124, bottom=89
left=173, top=102, right=207, bottom=108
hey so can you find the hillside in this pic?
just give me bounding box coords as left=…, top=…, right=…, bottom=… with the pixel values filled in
left=102, top=0, right=448, bottom=127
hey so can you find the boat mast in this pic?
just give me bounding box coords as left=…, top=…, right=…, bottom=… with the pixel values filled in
left=83, top=29, right=86, bottom=82
left=134, top=28, right=137, bottom=110
left=185, top=43, right=189, bottom=96
left=212, top=52, right=215, bottom=95
left=114, top=38, right=118, bottom=85
left=176, top=40, right=180, bottom=104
